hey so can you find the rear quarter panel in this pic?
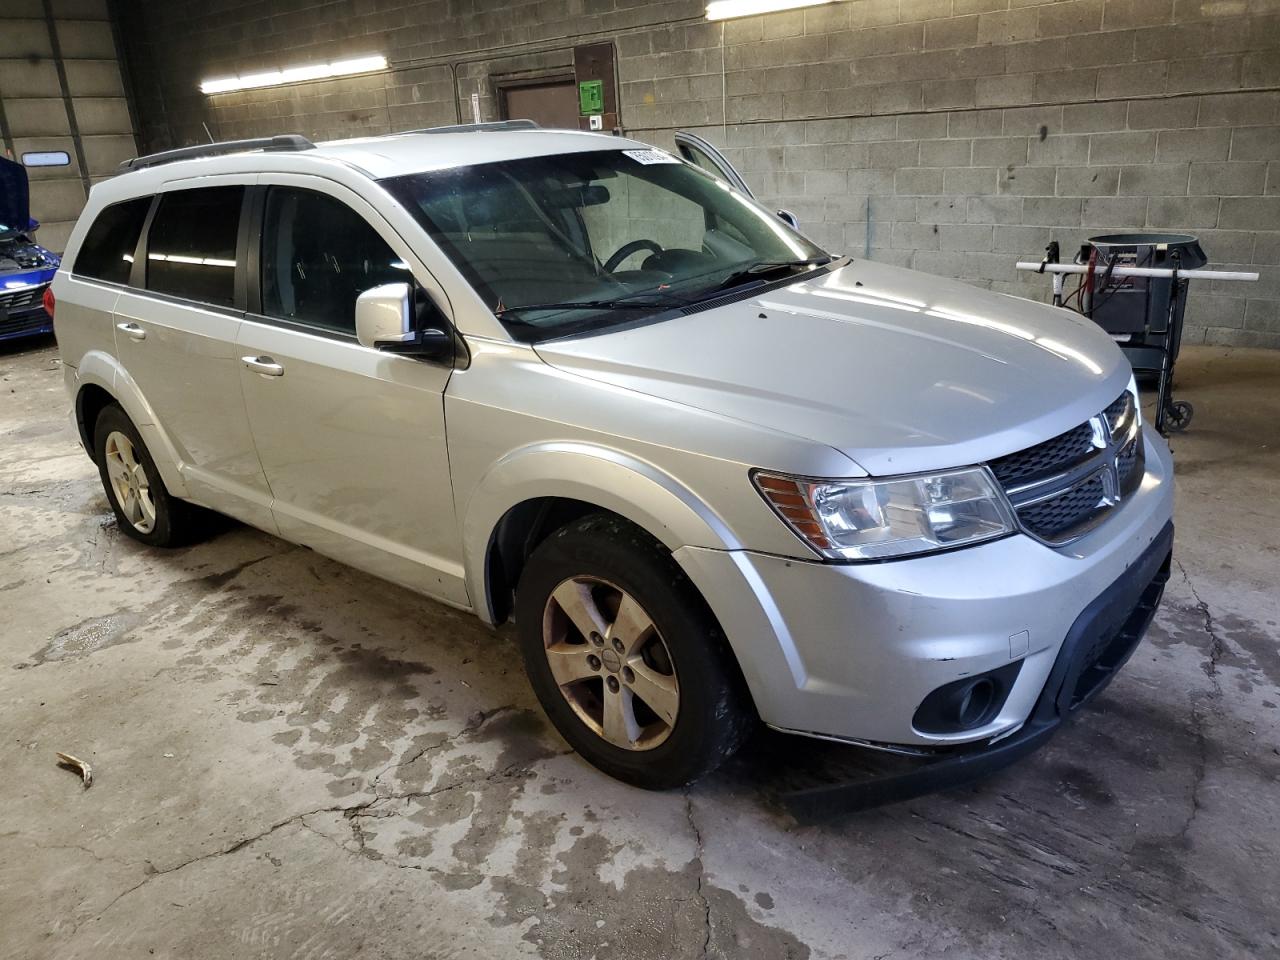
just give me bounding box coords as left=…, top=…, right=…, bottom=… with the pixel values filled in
left=50, top=272, right=120, bottom=370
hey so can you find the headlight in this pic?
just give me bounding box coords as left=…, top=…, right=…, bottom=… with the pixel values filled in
left=753, top=467, right=1016, bottom=561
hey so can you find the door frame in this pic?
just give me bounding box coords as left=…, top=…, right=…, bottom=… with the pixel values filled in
left=496, top=72, right=578, bottom=125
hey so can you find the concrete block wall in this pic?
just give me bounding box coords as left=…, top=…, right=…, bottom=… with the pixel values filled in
left=115, top=0, right=1280, bottom=346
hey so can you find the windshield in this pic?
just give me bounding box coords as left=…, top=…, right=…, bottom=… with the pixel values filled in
left=382, top=149, right=830, bottom=341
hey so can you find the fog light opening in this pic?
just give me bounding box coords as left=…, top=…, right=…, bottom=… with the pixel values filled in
left=957, top=678, right=996, bottom=727
left=913, top=661, right=1023, bottom=735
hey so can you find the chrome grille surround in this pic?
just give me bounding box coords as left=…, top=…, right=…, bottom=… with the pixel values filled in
left=990, top=390, right=1144, bottom=546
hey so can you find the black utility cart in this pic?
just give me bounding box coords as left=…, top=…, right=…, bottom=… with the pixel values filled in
left=1080, top=233, right=1205, bottom=432
left=1018, top=234, right=1258, bottom=435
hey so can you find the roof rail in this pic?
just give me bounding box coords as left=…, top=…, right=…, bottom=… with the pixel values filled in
left=401, top=119, right=541, bottom=135
left=118, top=134, right=316, bottom=173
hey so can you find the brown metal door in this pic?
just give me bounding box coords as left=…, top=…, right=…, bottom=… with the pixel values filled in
left=500, top=81, right=579, bottom=130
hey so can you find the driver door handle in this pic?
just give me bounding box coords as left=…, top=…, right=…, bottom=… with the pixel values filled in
left=116, top=321, right=146, bottom=341
left=241, top=355, right=284, bottom=377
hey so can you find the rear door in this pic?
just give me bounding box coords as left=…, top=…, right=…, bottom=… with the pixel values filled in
left=235, top=177, right=466, bottom=606
left=112, top=180, right=276, bottom=531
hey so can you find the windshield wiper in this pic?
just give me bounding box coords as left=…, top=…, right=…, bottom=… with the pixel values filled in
left=495, top=289, right=690, bottom=317
left=705, top=256, right=835, bottom=295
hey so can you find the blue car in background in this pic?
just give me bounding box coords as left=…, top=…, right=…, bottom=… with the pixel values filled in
left=1, top=155, right=60, bottom=343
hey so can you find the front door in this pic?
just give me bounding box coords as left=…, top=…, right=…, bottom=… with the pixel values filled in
left=235, top=178, right=467, bottom=606
left=112, top=182, right=276, bottom=531
left=674, top=132, right=802, bottom=231
left=673, top=132, right=756, bottom=196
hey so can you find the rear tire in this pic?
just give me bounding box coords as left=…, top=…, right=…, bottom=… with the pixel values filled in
left=515, top=513, right=754, bottom=789
left=93, top=403, right=207, bottom=547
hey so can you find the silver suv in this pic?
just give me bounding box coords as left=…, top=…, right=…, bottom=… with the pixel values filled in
left=51, top=125, right=1174, bottom=801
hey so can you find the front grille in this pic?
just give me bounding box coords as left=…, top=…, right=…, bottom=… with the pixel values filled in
left=0, top=283, right=46, bottom=312
left=1018, top=472, right=1108, bottom=540
left=1103, top=393, right=1131, bottom=433
left=989, top=421, right=1096, bottom=487
left=991, top=390, right=1143, bottom=545
left=0, top=311, right=53, bottom=338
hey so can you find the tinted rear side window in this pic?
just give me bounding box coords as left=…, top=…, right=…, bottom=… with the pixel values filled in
left=145, top=186, right=243, bottom=307
left=73, top=197, right=152, bottom=284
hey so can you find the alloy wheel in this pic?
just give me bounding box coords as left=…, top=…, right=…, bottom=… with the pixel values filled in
left=542, top=576, right=680, bottom=751
left=103, top=430, right=157, bottom=534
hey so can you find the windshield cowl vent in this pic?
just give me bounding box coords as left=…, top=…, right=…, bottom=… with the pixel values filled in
left=678, top=268, right=830, bottom=317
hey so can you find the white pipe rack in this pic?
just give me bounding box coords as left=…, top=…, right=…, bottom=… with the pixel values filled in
left=1015, top=262, right=1259, bottom=281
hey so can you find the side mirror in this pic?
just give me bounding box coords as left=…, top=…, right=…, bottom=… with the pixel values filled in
left=776, top=209, right=800, bottom=230
left=355, top=282, right=452, bottom=362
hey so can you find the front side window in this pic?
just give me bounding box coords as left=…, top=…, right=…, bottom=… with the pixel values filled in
left=260, top=187, right=408, bottom=335
left=73, top=196, right=152, bottom=284
left=382, top=149, right=828, bottom=342
left=145, top=186, right=243, bottom=306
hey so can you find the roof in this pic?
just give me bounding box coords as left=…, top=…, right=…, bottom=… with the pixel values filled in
left=114, top=127, right=652, bottom=185
left=314, top=127, right=648, bottom=178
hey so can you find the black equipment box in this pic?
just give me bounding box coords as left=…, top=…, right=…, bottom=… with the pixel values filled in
left=1078, top=233, right=1207, bottom=374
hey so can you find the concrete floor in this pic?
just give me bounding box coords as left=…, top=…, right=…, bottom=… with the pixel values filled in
left=2, top=337, right=1278, bottom=960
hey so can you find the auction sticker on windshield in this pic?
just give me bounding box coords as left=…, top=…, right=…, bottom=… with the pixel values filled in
left=622, top=149, right=679, bottom=165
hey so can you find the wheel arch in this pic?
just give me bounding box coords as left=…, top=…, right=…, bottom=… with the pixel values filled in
left=73, top=350, right=189, bottom=498
left=74, top=381, right=114, bottom=460
left=463, top=442, right=742, bottom=626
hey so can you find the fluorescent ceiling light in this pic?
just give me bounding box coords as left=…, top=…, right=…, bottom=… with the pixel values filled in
left=706, top=0, right=833, bottom=20
left=200, top=55, right=387, bottom=95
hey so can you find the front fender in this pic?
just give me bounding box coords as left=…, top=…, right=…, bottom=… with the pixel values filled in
left=73, top=349, right=190, bottom=498
left=461, top=441, right=741, bottom=624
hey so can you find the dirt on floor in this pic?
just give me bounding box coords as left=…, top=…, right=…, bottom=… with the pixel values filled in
left=1, top=337, right=1277, bottom=959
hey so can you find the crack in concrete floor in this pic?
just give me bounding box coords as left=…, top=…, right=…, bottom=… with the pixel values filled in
left=1173, top=558, right=1226, bottom=847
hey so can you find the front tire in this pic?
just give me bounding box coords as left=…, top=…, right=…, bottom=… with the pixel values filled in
left=515, top=514, right=753, bottom=789
left=93, top=404, right=206, bottom=547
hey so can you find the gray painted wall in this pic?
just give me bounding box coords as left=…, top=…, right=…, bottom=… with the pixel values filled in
left=1, top=0, right=137, bottom=252
left=117, top=0, right=1279, bottom=347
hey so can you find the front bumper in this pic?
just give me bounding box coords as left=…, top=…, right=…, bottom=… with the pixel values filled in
left=674, top=422, right=1175, bottom=749
left=0, top=280, right=53, bottom=341
left=0, top=305, right=52, bottom=341
left=785, top=518, right=1171, bottom=817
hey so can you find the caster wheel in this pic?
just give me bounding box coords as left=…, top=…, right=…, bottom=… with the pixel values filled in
left=1166, top=400, right=1194, bottom=433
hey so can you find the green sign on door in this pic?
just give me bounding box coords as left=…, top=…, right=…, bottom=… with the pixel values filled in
left=578, top=79, right=604, bottom=116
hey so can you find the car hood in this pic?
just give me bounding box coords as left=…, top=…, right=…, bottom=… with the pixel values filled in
left=534, top=260, right=1131, bottom=476
left=0, top=156, right=35, bottom=240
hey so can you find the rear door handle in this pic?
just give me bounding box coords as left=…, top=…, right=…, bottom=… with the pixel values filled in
left=241, top=355, right=284, bottom=377
left=116, top=321, right=146, bottom=341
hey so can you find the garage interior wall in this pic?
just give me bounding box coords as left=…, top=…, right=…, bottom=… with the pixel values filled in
left=0, top=0, right=137, bottom=253
left=114, top=0, right=1279, bottom=347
